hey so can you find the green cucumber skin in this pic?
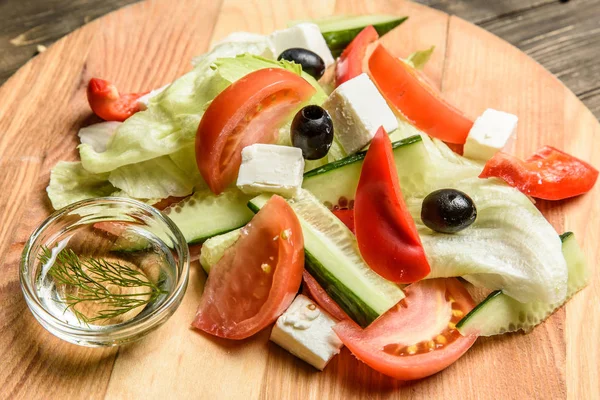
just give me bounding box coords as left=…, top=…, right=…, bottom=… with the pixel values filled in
left=302, top=135, right=424, bottom=206
left=248, top=197, right=380, bottom=328
left=303, top=251, right=379, bottom=327
left=187, top=225, right=244, bottom=245
left=304, top=135, right=421, bottom=178
left=456, top=232, right=587, bottom=335
left=322, top=17, right=408, bottom=57
left=455, top=290, right=502, bottom=331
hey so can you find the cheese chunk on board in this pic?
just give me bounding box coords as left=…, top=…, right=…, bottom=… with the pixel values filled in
left=270, top=295, right=343, bottom=370
left=323, top=73, right=398, bottom=155
left=464, top=108, right=518, bottom=161
left=237, top=144, right=305, bottom=197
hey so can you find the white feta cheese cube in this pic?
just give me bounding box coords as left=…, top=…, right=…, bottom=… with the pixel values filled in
left=137, top=83, right=170, bottom=110
left=322, top=73, right=398, bottom=154
left=464, top=108, right=518, bottom=161
left=236, top=144, right=305, bottom=197
left=270, top=295, right=343, bottom=370
left=270, top=23, right=335, bottom=67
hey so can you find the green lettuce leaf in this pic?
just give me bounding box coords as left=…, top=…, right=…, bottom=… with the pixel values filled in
left=108, top=156, right=195, bottom=199
left=78, top=121, right=121, bottom=153
left=168, top=144, right=206, bottom=190
left=79, top=59, right=227, bottom=174
left=404, top=133, right=567, bottom=304
left=80, top=54, right=327, bottom=174
left=46, top=161, right=115, bottom=210
left=405, top=46, right=435, bottom=70
left=191, top=32, right=275, bottom=66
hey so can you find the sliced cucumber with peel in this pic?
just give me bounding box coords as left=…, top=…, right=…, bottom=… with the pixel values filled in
left=199, top=228, right=242, bottom=274
left=162, top=189, right=253, bottom=244
left=291, top=15, right=408, bottom=57
left=302, top=135, right=427, bottom=206
left=248, top=189, right=404, bottom=328
left=456, top=232, right=589, bottom=336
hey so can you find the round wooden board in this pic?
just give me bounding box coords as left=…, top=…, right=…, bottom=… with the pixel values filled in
left=0, top=0, right=598, bottom=399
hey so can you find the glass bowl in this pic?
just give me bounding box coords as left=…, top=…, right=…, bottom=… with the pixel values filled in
left=20, top=197, right=189, bottom=347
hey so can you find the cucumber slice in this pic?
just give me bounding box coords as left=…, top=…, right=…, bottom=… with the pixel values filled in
left=456, top=232, right=590, bottom=336
left=162, top=189, right=253, bottom=244
left=302, top=135, right=427, bottom=206
left=291, top=15, right=408, bottom=57
left=248, top=189, right=404, bottom=328
left=199, top=228, right=242, bottom=274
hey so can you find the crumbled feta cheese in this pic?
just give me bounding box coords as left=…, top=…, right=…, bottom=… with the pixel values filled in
left=270, top=295, right=343, bottom=370
left=270, top=23, right=335, bottom=67
left=236, top=144, right=305, bottom=197
left=464, top=108, right=518, bottom=161
left=322, top=73, right=398, bottom=154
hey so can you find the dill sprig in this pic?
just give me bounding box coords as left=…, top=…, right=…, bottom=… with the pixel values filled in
left=39, top=247, right=167, bottom=325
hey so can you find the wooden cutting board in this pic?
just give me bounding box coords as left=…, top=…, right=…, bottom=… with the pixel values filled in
left=0, top=0, right=598, bottom=399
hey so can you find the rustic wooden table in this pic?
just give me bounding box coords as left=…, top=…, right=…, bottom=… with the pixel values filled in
left=0, top=1, right=598, bottom=399
left=1, top=0, right=599, bottom=118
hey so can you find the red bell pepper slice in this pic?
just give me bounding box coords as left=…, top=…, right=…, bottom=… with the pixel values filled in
left=354, top=127, right=430, bottom=284
left=368, top=44, right=473, bottom=144
left=87, top=78, right=147, bottom=122
left=332, top=208, right=355, bottom=233
left=336, top=25, right=379, bottom=86
left=480, top=146, right=598, bottom=200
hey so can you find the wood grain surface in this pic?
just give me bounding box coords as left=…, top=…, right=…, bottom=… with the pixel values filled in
left=0, top=0, right=598, bottom=399
left=2, top=0, right=600, bottom=119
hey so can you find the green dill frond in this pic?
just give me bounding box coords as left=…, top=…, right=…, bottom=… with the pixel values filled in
left=39, top=247, right=167, bottom=325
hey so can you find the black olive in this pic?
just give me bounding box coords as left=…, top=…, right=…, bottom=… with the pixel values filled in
left=291, top=105, right=334, bottom=160
left=278, top=48, right=326, bottom=80
left=421, top=189, right=477, bottom=233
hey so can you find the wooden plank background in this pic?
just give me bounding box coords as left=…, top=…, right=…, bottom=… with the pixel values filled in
left=0, top=0, right=598, bottom=399
left=1, top=0, right=599, bottom=118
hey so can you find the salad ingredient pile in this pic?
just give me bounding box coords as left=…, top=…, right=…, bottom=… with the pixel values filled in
left=45, top=14, right=597, bottom=380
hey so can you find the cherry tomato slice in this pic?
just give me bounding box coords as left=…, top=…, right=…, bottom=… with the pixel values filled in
left=302, top=271, right=349, bottom=321
left=336, top=26, right=379, bottom=86
left=354, top=127, right=430, bottom=284
left=368, top=45, right=473, bottom=144
left=334, top=278, right=477, bottom=381
left=87, top=78, right=147, bottom=122
left=196, top=68, right=316, bottom=194
left=479, top=146, right=599, bottom=200
left=192, top=195, right=304, bottom=339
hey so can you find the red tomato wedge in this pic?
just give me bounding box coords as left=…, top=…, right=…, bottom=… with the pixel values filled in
left=332, top=208, right=355, bottom=233
left=336, top=26, right=379, bottom=86
left=334, top=278, right=477, bottom=381
left=192, top=195, right=304, bottom=339
left=354, top=127, right=430, bottom=284
left=368, top=45, right=473, bottom=144
left=87, top=78, right=147, bottom=122
left=480, top=146, right=599, bottom=200
left=196, top=68, right=316, bottom=194
left=302, top=271, right=349, bottom=321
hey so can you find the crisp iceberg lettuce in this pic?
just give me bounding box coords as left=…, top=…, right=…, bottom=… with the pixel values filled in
left=405, top=46, right=435, bottom=70
left=79, top=54, right=327, bottom=174
left=108, top=156, right=196, bottom=199
left=51, top=51, right=329, bottom=208
left=78, top=121, right=121, bottom=153
left=403, top=133, right=567, bottom=304
left=169, top=144, right=206, bottom=190
left=191, top=32, right=275, bottom=66
left=46, top=162, right=115, bottom=210
left=79, top=59, right=226, bottom=174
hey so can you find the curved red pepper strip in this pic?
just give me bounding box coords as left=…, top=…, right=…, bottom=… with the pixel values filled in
left=354, top=127, right=430, bottom=284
